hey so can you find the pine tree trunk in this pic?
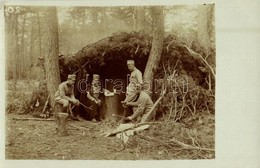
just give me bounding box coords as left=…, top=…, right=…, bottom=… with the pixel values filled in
left=14, top=14, right=20, bottom=80
left=207, top=5, right=215, bottom=49
left=100, top=8, right=107, bottom=36
left=21, top=13, right=27, bottom=79
left=44, top=7, right=61, bottom=108
left=143, top=6, right=164, bottom=94
left=197, top=5, right=211, bottom=51
left=5, top=9, right=14, bottom=79
left=37, top=12, right=42, bottom=57
left=136, top=6, right=145, bottom=32
left=29, top=14, right=35, bottom=79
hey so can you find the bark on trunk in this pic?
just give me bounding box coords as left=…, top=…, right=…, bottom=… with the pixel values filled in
left=44, top=7, right=61, bottom=108
left=136, top=6, right=145, bottom=32
left=197, top=5, right=211, bottom=51
left=143, top=6, right=164, bottom=94
left=21, top=13, right=27, bottom=78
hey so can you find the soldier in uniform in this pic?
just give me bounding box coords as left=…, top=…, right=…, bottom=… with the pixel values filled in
left=121, top=60, right=143, bottom=118
left=122, top=60, right=143, bottom=105
left=124, top=86, right=154, bottom=123
left=84, top=74, right=102, bottom=121
left=55, top=74, right=80, bottom=113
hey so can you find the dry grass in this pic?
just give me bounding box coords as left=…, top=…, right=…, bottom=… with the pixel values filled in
left=6, top=80, right=39, bottom=114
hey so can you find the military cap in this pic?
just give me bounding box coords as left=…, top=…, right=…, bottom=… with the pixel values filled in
left=68, top=74, right=76, bottom=81
left=127, top=60, right=135, bottom=65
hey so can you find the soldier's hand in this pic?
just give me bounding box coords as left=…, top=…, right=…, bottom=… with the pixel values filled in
left=75, top=99, right=80, bottom=106
left=95, top=100, right=101, bottom=105
left=72, top=99, right=79, bottom=105
left=126, top=116, right=133, bottom=121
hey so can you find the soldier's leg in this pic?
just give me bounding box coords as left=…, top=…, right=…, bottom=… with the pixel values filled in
left=56, top=99, right=70, bottom=113
left=140, top=108, right=155, bottom=123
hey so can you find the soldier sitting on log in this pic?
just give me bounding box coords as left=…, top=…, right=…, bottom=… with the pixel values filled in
left=124, top=86, right=154, bottom=123
left=55, top=74, right=80, bottom=115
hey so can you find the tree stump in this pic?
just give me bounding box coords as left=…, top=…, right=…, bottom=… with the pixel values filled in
left=56, top=112, right=68, bottom=136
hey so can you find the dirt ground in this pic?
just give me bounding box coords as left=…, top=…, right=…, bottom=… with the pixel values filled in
left=5, top=79, right=214, bottom=160
left=5, top=112, right=215, bottom=160
left=6, top=113, right=139, bottom=160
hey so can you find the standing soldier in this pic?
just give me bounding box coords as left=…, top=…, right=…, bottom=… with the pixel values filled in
left=121, top=60, right=143, bottom=118
left=55, top=74, right=80, bottom=114
left=122, top=60, right=143, bottom=105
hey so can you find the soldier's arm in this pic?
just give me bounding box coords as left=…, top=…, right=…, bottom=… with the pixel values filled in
left=71, top=86, right=76, bottom=99
left=129, top=94, right=146, bottom=120
left=86, top=92, right=96, bottom=101
left=136, top=71, right=143, bottom=85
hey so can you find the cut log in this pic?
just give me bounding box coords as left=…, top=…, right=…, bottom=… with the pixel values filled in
left=104, top=123, right=150, bottom=137
left=56, top=112, right=69, bottom=136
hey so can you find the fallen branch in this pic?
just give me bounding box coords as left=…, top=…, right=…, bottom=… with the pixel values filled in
left=183, top=45, right=215, bottom=79
left=166, top=38, right=175, bottom=53
left=69, top=124, right=90, bottom=131
left=169, top=138, right=215, bottom=152
left=12, top=117, right=55, bottom=121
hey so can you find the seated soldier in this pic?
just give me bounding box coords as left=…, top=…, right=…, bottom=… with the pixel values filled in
left=82, top=74, right=102, bottom=121
left=55, top=74, right=80, bottom=114
left=124, top=87, right=154, bottom=123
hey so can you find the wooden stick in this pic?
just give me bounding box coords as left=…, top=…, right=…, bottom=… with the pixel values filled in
left=42, top=94, right=50, bottom=113
left=140, top=88, right=166, bottom=123
left=79, top=102, right=93, bottom=110
left=169, top=138, right=215, bottom=152
left=183, top=45, right=216, bottom=79
left=12, top=117, right=55, bottom=121
left=69, top=124, right=90, bottom=131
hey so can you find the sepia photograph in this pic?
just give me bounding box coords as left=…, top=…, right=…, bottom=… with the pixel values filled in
left=4, top=4, right=216, bottom=160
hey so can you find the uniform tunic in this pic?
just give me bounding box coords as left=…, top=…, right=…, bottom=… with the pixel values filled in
left=55, top=81, right=75, bottom=101
left=127, top=91, right=154, bottom=122
left=124, top=67, right=143, bottom=103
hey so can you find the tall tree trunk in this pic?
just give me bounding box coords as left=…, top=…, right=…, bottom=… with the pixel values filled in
left=143, top=6, right=164, bottom=94
left=91, top=7, right=99, bottom=40
left=136, top=6, right=146, bottom=32
left=14, top=13, right=20, bottom=79
left=21, top=13, right=27, bottom=79
left=29, top=14, right=35, bottom=79
left=44, top=7, right=61, bottom=108
left=197, top=4, right=211, bottom=51
left=207, top=4, right=215, bottom=49
left=100, top=8, right=107, bottom=36
left=5, top=9, right=14, bottom=79
left=37, top=12, right=42, bottom=57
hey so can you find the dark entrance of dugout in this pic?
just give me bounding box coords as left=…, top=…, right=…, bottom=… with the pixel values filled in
left=71, top=57, right=148, bottom=121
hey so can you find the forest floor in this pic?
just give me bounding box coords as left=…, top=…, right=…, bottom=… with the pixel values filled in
left=5, top=80, right=215, bottom=160
left=5, top=112, right=215, bottom=160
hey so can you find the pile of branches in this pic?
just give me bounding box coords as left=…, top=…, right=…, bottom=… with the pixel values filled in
left=59, top=32, right=152, bottom=79
left=124, top=114, right=215, bottom=159
left=153, top=34, right=215, bottom=122
left=155, top=73, right=215, bottom=122
left=26, top=80, right=52, bottom=118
